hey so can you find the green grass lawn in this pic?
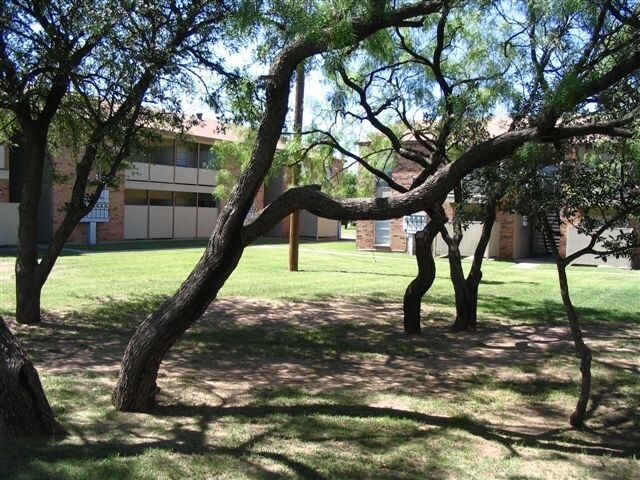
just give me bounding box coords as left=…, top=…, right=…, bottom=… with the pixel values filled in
left=0, top=239, right=639, bottom=479
left=1, top=238, right=638, bottom=325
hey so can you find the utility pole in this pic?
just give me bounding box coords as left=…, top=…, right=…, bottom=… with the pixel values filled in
left=289, top=63, right=305, bottom=271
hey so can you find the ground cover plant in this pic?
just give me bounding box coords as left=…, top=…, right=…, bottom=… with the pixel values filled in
left=0, top=240, right=639, bottom=479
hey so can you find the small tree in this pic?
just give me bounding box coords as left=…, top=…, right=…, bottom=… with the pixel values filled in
left=439, top=165, right=505, bottom=332
left=503, top=139, right=640, bottom=427
left=0, top=0, right=233, bottom=325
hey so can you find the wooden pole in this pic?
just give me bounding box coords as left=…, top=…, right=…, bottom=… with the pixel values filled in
left=289, top=63, right=305, bottom=271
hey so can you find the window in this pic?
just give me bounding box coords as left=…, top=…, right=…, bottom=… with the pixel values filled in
left=126, top=149, right=149, bottom=164
left=149, top=190, right=173, bottom=206
left=374, top=220, right=391, bottom=246
left=375, top=174, right=391, bottom=199
left=199, top=143, right=216, bottom=169
left=125, top=189, right=148, bottom=206
left=197, top=193, right=217, bottom=208
left=175, top=192, right=197, bottom=207
left=176, top=142, right=197, bottom=168
left=149, top=139, right=174, bottom=166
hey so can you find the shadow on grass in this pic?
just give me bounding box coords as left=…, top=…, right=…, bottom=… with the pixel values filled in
left=3, top=400, right=637, bottom=480
left=281, top=289, right=637, bottom=327
left=3, top=293, right=639, bottom=479
left=13, top=294, right=169, bottom=372
left=152, top=402, right=640, bottom=458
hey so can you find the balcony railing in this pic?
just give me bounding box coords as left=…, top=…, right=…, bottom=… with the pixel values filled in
left=81, top=190, right=109, bottom=223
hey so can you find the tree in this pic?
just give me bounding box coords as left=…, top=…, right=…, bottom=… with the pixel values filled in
left=440, top=167, right=503, bottom=332
left=0, top=0, right=236, bottom=437
left=503, top=139, right=640, bottom=427
left=0, top=0, right=233, bottom=324
left=113, top=0, right=640, bottom=413
left=112, top=0, right=448, bottom=412
left=299, top=0, right=640, bottom=334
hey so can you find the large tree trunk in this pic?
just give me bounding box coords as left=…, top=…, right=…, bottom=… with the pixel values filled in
left=15, top=135, right=47, bottom=325
left=113, top=58, right=293, bottom=412
left=403, top=205, right=446, bottom=334
left=112, top=240, right=246, bottom=411
left=0, top=317, right=64, bottom=437
left=15, top=268, right=43, bottom=327
left=542, top=218, right=592, bottom=428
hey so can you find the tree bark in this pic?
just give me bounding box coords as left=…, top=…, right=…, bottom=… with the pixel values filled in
left=113, top=51, right=294, bottom=413
left=542, top=217, right=592, bottom=428
left=440, top=197, right=497, bottom=331
left=403, top=205, right=446, bottom=334
left=0, top=317, right=65, bottom=437
left=15, top=131, right=48, bottom=325
left=462, top=201, right=497, bottom=329
left=557, top=262, right=592, bottom=428
left=438, top=220, right=472, bottom=331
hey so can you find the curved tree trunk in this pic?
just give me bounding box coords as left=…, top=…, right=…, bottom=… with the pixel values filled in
left=112, top=241, right=246, bottom=411
left=462, top=201, right=497, bottom=329
left=542, top=218, right=592, bottom=428
left=0, top=317, right=64, bottom=437
left=113, top=75, right=288, bottom=410
left=113, top=52, right=293, bottom=413
left=403, top=206, right=447, bottom=334
left=439, top=223, right=471, bottom=331
left=557, top=261, right=592, bottom=428
left=112, top=2, right=449, bottom=412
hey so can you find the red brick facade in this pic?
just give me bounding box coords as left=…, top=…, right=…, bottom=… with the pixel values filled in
left=357, top=157, right=426, bottom=252
left=356, top=158, right=524, bottom=259
left=50, top=149, right=124, bottom=244
left=0, top=179, right=8, bottom=202
left=496, top=210, right=515, bottom=259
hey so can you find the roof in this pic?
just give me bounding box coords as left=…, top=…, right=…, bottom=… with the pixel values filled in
left=183, top=118, right=242, bottom=144
left=151, top=115, right=242, bottom=144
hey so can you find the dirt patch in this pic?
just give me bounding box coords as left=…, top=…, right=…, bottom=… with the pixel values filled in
left=7, top=296, right=639, bottom=442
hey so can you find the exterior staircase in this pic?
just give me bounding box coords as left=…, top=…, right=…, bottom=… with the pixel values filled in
left=531, top=212, right=561, bottom=255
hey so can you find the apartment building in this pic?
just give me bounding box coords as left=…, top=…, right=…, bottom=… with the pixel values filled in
left=0, top=119, right=340, bottom=246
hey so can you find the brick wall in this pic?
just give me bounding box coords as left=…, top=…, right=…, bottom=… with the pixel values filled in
left=51, top=149, right=125, bottom=244
left=357, top=156, right=423, bottom=252
left=254, top=185, right=265, bottom=211
left=356, top=219, right=374, bottom=249
left=98, top=187, right=124, bottom=242
left=0, top=179, right=9, bottom=202
left=558, top=217, right=569, bottom=259
left=497, top=211, right=514, bottom=259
